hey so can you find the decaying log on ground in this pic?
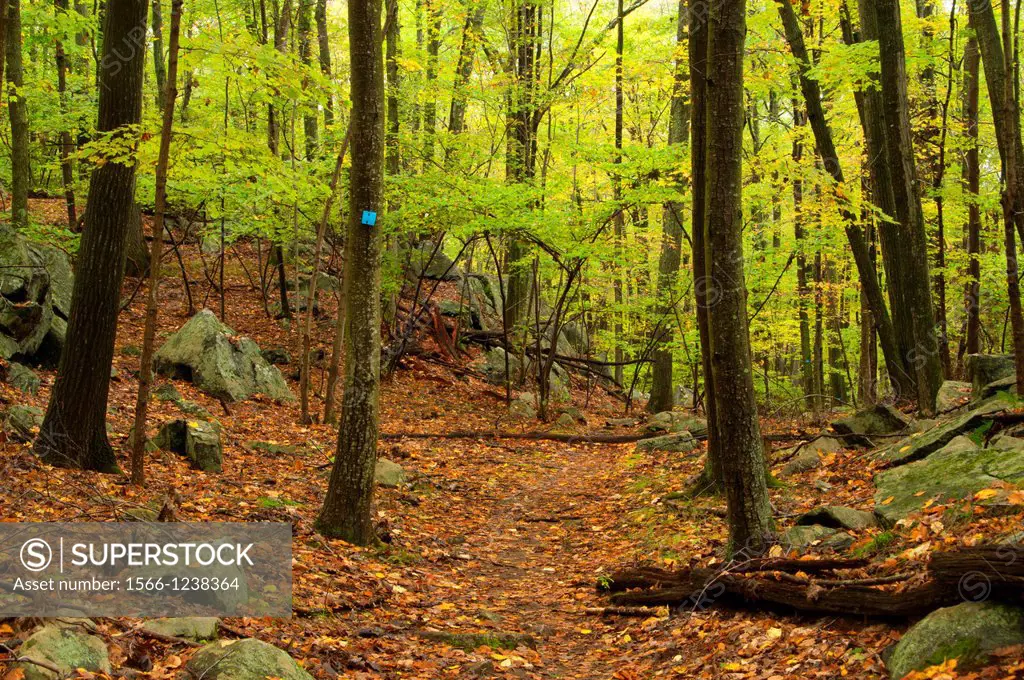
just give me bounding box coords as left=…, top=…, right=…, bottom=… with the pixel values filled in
left=599, top=546, right=1024, bottom=619
left=607, top=569, right=949, bottom=618
left=930, top=545, right=1024, bottom=598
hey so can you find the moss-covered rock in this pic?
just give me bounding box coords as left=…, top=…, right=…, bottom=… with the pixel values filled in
left=635, top=432, right=697, bottom=453
left=481, top=347, right=523, bottom=386
left=965, top=354, right=1017, bottom=401
left=644, top=411, right=707, bottom=436
left=154, top=418, right=223, bottom=472
left=5, top=404, right=42, bottom=442
left=874, top=434, right=1024, bottom=523
left=185, top=639, right=313, bottom=680
left=796, top=506, right=877, bottom=531
left=375, top=458, right=406, bottom=487
left=831, top=404, right=911, bottom=446
left=154, top=310, right=293, bottom=403
left=936, top=380, right=972, bottom=411
left=142, top=617, right=219, bottom=641
left=14, top=624, right=110, bottom=680
left=877, top=396, right=1013, bottom=466
left=887, top=603, right=1024, bottom=679
left=8, top=361, right=40, bottom=395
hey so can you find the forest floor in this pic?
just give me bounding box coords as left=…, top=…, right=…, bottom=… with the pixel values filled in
left=3, top=201, right=1024, bottom=679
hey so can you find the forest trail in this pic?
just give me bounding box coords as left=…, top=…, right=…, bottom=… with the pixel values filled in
left=406, top=433, right=628, bottom=678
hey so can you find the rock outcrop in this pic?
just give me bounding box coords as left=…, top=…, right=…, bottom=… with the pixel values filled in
left=154, top=310, right=293, bottom=403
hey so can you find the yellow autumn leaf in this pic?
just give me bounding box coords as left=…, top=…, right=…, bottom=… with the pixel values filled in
left=974, top=488, right=999, bottom=500
left=881, top=496, right=895, bottom=505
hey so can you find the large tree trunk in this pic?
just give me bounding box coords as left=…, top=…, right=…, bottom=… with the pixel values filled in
left=6, top=0, right=29, bottom=229
left=970, top=0, right=1024, bottom=393
left=688, top=0, right=721, bottom=493
left=269, top=0, right=292, bottom=319
left=315, top=0, right=385, bottom=545
left=35, top=0, right=147, bottom=472
left=648, top=0, right=687, bottom=415
left=962, top=35, right=982, bottom=364
left=612, top=0, right=625, bottom=386
left=850, top=0, right=919, bottom=401
left=871, top=0, right=943, bottom=414
left=502, top=0, right=539, bottom=336
left=704, top=0, right=773, bottom=555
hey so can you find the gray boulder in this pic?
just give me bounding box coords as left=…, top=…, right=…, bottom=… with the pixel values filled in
left=936, top=380, right=972, bottom=411
left=796, top=506, right=877, bottom=531
left=887, top=602, right=1024, bottom=679
left=0, top=233, right=73, bottom=366
left=555, top=412, right=576, bottom=428
left=481, top=347, right=524, bottom=385
left=14, top=624, right=110, bottom=680
left=5, top=404, right=42, bottom=442
left=374, top=458, right=406, bottom=487
left=408, top=243, right=462, bottom=281
left=185, top=639, right=313, bottom=680
left=142, top=617, right=219, bottom=641
left=635, top=432, right=697, bottom=454
left=781, top=525, right=853, bottom=552
left=779, top=436, right=844, bottom=477
left=874, top=433, right=1024, bottom=523
left=153, top=382, right=182, bottom=401
left=644, top=411, right=707, bottom=436
left=877, top=396, right=1014, bottom=466
left=673, top=385, right=695, bottom=408
left=8, top=361, right=40, bottom=395
left=154, top=310, right=294, bottom=403
left=510, top=392, right=538, bottom=420
left=831, top=403, right=911, bottom=446
left=154, top=418, right=223, bottom=472
left=965, top=353, right=1016, bottom=399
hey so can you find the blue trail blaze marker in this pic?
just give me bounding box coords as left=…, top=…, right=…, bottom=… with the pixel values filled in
left=361, top=210, right=377, bottom=226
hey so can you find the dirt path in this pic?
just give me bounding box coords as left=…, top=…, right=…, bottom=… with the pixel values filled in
left=375, top=429, right=641, bottom=678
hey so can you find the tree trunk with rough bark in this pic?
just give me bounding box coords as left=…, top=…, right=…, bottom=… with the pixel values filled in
left=316, top=0, right=385, bottom=545
left=872, top=0, right=944, bottom=414
left=35, top=0, right=148, bottom=472
left=969, top=0, right=1024, bottom=393
left=704, top=0, right=773, bottom=555
left=648, top=0, right=687, bottom=415
left=688, top=0, right=721, bottom=493
left=962, top=35, right=982, bottom=364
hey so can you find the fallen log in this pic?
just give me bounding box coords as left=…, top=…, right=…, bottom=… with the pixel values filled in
left=608, top=569, right=949, bottom=618
left=930, top=545, right=1024, bottom=599
left=599, top=545, right=1024, bottom=620
left=599, top=558, right=872, bottom=592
